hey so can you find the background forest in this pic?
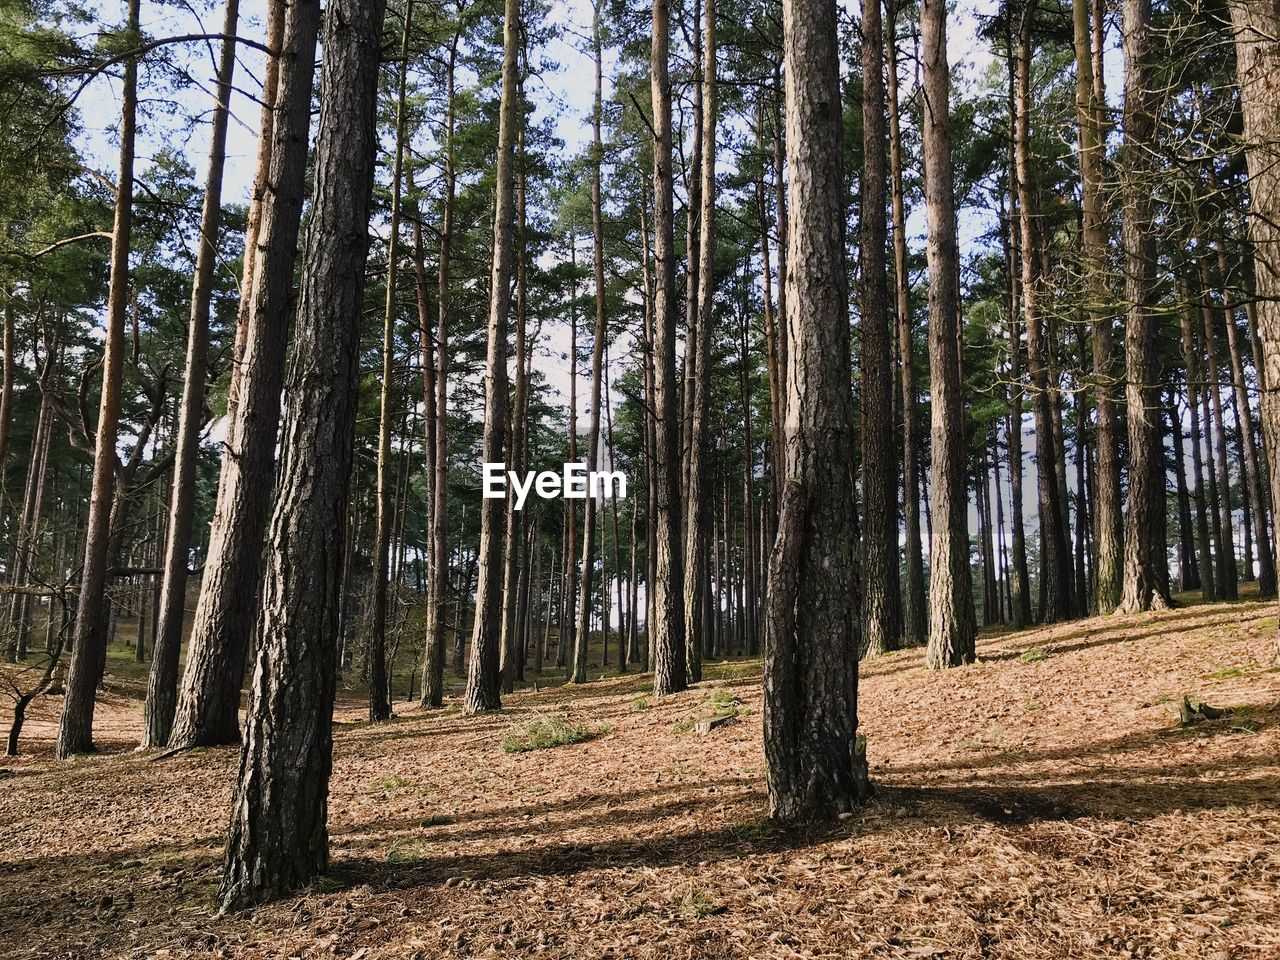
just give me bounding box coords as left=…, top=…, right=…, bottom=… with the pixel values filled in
left=1, top=0, right=1279, bottom=956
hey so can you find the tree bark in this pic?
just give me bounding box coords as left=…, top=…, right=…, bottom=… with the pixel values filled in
left=573, top=3, right=610, bottom=685
left=1117, top=0, right=1171, bottom=613
left=921, top=0, right=976, bottom=667
left=142, top=0, right=239, bottom=748
left=1015, top=6, right=1073, bottom=623
left=1073, top=0, right=1122, bottom=612
left=681, top=0, right=715, bottom=683
left=463, top=0, right=519, bottom=714
left=860, top=0, right=898, bottom=657
left=421, top=16, right=461, bottom=710
left=764, top=0, right=868, bottom=821
left=368, top=0, right=415, bottom=724
left=169, top=0, right=320, bottom=749
left=56, top=0, right=140, bottom=759
left=218, top=0, right=385, bottom=909
left=650, top=0, right=686, bottom=696
left=886, top=0, right=925, bottom=645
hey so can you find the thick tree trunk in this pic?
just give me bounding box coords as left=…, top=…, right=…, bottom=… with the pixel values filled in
left=764, top=0, right=869, bottom=822
left=1117, top=0, right=1171, bottom=613
left=860, top=0, right=898, bottom=657
left=142, top=0, right=239, bottom=748
left=463, top=0, right=519, bottom=714
left=218, top=0, right=385, bottom=909
left=169, top=0, right=320, bottom=749
left=650, top=0, right=686, bottom=696
left=921, top=0, right=976, bottom=667
left=56, top=0, right=140, bottom=759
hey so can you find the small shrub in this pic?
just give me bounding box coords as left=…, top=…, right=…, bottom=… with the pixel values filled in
left=385, top=838, right=425, bottom=863
left=678, top=885, right=719, bottom=917
left=1020, top=646, right=1047, bottom=664
left=501, top=713, right=607, bottom=753
left=420, top=813, right=455, bottom=828
left=632, top=696, right=650, bottom=711
left=370, top=775, right=407, bottom=793
left=1209, top=667, right=1242, bottom=680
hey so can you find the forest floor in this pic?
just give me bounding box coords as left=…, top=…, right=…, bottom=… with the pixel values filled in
left=1, top=594, right=1279, bottom=959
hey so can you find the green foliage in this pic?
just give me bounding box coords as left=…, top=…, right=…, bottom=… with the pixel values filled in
left=500, top=713, right=608, bottom=753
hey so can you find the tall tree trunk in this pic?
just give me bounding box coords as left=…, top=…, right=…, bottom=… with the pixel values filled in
left=1073, top=0, right=1122, bottom=612
left=503, top=98, right=531, bottom=690
left=860, top=0, right=898, bottom=656
left=169, top=0, right=320, bottom=749
left=56, top=0, right=141, bottom=759
left=218, top=0, right=384, bottom=909
left=142, top=0, right=239, bottom=748
left=421, top=19, right=460, bottom=710
left=1117, top=0, right=1171, bottom=613
left=463, top=0, right=519, bottom=714
left=886, top=0, right=925, bottom=645
left=574, top=3, right=609, bottom=684
left=764, top=0, right=868, bottom=821
left=681, top=0, right=715, bottom=683
left=921, top=0, right=976, bottom=667
left=368, top=0, right=415, bottom=724
left=1015, top=6, right=1072, bottom=623
left=650, top=0, right=686, bottom=696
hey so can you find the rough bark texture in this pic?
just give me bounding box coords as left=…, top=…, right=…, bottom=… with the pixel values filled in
left=1073, top=0, right=1122, bottom=614
left=218, top=0, right=385, bottom=909
left=921, top=0, right=976, bottom=669
left=1227, top=0, right=1280, bottom=663
left=763, top=0, right=869, bottom=822
left=859, top=0, right=898, bottom=658
left=650, top=0, right=687, bottom=697
left=1117, top=0, right=1172, bottom=614
left=56, top=0, right=140, bottom=759
left=169, top=0, right=320, bottom=749
left=463, top=0, right=519, bottom=715
left=141, top=0, right=239, bottom=749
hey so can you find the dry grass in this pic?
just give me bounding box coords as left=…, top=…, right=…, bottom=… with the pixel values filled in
left=1, top=597, right=1278, bottom=958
